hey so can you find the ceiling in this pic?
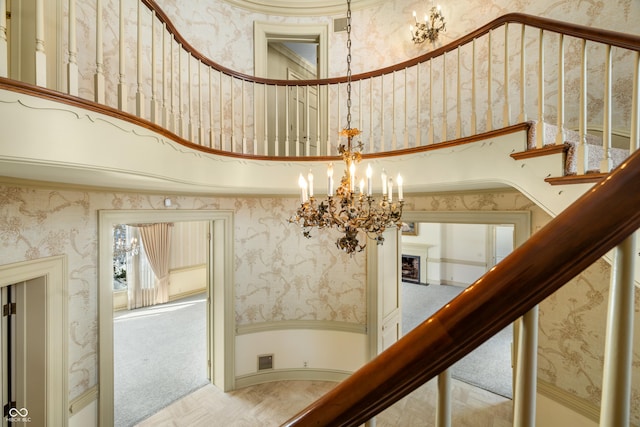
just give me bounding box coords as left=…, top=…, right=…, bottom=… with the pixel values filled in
left=220, top=0, right=385, bottom=16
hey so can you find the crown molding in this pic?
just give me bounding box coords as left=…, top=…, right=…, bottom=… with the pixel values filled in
left=220, top=0, right=384, bottom=16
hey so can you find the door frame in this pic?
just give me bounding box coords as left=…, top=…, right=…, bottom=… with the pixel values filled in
left=367, top=210, right=530, bottom=359
left=98, top=209, right=234, bottom=427
left=0, top=255, right=68, bottom=427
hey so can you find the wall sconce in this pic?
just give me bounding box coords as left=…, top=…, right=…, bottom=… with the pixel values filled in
left=410, top=4, right=446, bottom=44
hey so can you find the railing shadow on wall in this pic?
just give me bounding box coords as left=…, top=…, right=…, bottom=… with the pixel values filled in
left=2, top=1, right=638, bottom=172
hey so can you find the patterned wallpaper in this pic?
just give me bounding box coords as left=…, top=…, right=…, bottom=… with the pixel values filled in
left=0, top=185, right=363, bottom=400
left=2, top=182, right=636, bottom=423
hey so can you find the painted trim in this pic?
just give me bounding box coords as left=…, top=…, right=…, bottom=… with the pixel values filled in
left=438, top=257, right=488, bottom=267
left=222, top=0, right=384, bottom=16
left=538, top=379, right=599, bottom=423
left=98, top=210, right=235, bottom=427
left=235, top=368, right=349, bottom=389
left=68, top=386, right=98, bottom=415
left=254, top=21, right=328, bottom=79
left=0, top=255, right=68, bottom=427
left=168, top=287, right=207, bottom=302
left=170, top=263, right=207, bottom=273
left=237, top=320, right=366, bottom=335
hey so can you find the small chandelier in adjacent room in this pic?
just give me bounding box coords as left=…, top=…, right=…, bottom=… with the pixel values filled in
left=289, top=0, right=404, bottom=255
left=113, top=225, right=140, bottom=257
left=410, top=3, right=446, bottom=44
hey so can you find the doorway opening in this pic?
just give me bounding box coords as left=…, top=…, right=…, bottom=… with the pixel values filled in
left=254, top=22, right=329, bottom=156
left=0, top=255, right=67, bottom=427
left=399, top=211, right=530, bottom=399
left=112, top=221, right=209, bottom=426
left=98, top=210, right=234, bottom=427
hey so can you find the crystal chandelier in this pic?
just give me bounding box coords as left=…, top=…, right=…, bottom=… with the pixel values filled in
left=289, top=0, right=404, bottom=255
left=113, top=225, right=140, bottom=257
left=410, top=4, right=446, bottom=44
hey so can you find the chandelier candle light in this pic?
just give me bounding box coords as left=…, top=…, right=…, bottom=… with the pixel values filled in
left=410, top=3, right=446, bottom=44
left=289, top=0, right=404, bottom=255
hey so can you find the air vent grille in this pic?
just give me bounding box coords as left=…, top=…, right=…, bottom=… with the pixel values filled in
left=258, top=354, right=273, bottom=370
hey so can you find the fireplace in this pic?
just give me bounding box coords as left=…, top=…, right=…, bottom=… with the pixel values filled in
left=401, top=254, right=420, bottom=284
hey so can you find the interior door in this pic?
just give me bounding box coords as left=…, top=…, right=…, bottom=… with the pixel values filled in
left=288, top=70, right=318, bottom=155
left=369, top=228, right=402, bottom=356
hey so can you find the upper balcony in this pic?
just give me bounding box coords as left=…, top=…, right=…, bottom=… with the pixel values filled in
left=0, top=0, right=638, bottom=210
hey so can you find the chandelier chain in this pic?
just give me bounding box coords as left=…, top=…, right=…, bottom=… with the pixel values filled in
left=346, top=0, right=353, bottom=132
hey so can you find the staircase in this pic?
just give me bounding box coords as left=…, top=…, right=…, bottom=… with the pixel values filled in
left=0, top=1, right=639, bottom=426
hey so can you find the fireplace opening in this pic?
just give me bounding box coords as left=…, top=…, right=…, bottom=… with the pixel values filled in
left=401, top=254, right=420, bottom=284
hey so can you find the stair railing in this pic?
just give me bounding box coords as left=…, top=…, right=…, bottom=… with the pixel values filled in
left=281, top=146, right=640, bottom=427
left=1, top=1, right=638, bottom=172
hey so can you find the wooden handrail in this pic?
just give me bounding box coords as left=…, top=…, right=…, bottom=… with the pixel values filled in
left=138, top=1, right=640, bottom=86
left=0, top=76, right=531, bottom=161
left=282, top=149, right=640, bottom=426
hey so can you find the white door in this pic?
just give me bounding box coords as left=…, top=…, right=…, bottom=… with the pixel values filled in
left=369, top=228, right=402, bottom=356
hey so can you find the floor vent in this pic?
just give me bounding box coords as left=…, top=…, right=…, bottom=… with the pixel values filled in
left=258, top=354, right=273, bottom=370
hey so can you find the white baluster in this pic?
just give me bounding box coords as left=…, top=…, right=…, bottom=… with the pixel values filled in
left=67, top=0, right=78, bottom=95
left=404, top=68, right=409, bottom=148
left=304, top=85, right=311, bottom=156
left=536, top=29, right=544, bottom=149
left=631, top=52, right=640, bottom=153
left=117, top=0, right=126, bottom=111
left=253, top=82, right=258, bottom=155
left=392, top=71, right=397, bottom=150
left=35, top=0, right=46, bottom=86
left=198, top=60, right=204, bottom=145
left=263, top=84, right=268, bottom=155
left=285, top=85, right=290, bottom=156
left=442, top=52, right=447, bottom=141
left=428, top=59, right=434, bottom=144
left=170, top=38, right=175, bottom=132
left=0, top=0, right=7, bottom=77
left=456, top=46, right=462, bottom=138
left=274, top=85, right=279, bottom=156
left=187, top=53, right=193, bottom=140
left=380, top=76, right=385, bottom=150
left=486, top=30, right=493, bottom=132
left=219, top=72, right=224, bottom=150
left=242, top=80, right=246, bottom=154
left=135, top=0, right=144, bottom=117
left=471, top=38, right=477, bottom=135
left=295, top=85, right=300, bottom=156
left=230, top=76, right=235, bottom=152
left=150, top=11, right=159, bottom=124
left=94, top=0, right=104, bottom=103
left=416, top=63, right=421, bottom=146
left=436, top=369, right=451, bottom=427
left=178, top=47, right=185, bottom=137
left=209, top=67, right=214, bottom=148
left=503, top=23, right=510, bottom=128
left=514, top=307, right=538, bottom=427
left=161, top=24, right=169, bottom=128
left=577, top=39, right=588, bottom=175
left=519, top=24, right=527, bottom=122
left=599, top=236, right=636, bottom=426
left=316, top=83, right=321, bottom=156
left=555, top=33, right=565, bottom=145
left=601, top=44, right=613, bottom=172
left=369, top=78, right=373, bottom=153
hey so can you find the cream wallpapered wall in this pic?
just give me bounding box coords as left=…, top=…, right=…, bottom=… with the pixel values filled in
left=0, top=185, right=364, bottom=401
left=402, top=190, right=640, bottom=424
left=2, top=182, right=638, bottom=422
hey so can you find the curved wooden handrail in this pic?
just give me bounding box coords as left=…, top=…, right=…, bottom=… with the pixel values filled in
left=0, top=77, right=531, bottom=162
left=139, top=1, right=640, bottom=86
left=282, top=149, right=640, bottom=425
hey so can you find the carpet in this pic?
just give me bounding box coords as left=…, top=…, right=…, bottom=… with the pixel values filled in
left=402, top=282, right=513, bottom=399
left=114, top=293, right=209, bottom=427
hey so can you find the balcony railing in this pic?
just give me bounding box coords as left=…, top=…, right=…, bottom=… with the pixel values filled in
left=0, top=1, right=638, bottom=169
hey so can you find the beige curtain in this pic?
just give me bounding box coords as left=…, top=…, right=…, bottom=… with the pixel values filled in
left=126, top=227, right=157, bottom=309
left=138, top=223, right=172, bottom=305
